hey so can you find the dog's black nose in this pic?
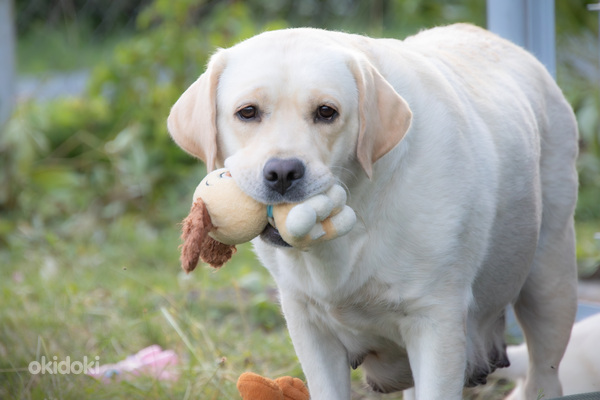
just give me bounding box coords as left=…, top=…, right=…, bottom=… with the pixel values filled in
left=263, top=158, right=305, bottom=195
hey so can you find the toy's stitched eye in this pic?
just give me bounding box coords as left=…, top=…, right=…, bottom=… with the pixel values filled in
left=316, top=105, right=338, bottom=121
left=237, top=106, right=258, bottom=121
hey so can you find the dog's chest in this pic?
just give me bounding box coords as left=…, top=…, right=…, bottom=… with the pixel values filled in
left=257, top=236, right=433, bottom=353
left=302, top=279, right=411, bottom=352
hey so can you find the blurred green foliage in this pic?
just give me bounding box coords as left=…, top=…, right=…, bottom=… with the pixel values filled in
left=2, top=0, right=599, bottom=245
left=559, top=33, right=600, bottom=220
left=3, top=1, right=284, bottom=247
left=14, top=0, right=149, bottom=35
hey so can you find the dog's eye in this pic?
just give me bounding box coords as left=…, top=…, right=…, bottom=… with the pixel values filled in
left=316, top=105, right=338, bottom=121
left=237, top=106, right=258, bottom=121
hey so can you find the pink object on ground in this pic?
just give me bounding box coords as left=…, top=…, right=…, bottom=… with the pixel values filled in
left=87, top=345, right=179, bottom=382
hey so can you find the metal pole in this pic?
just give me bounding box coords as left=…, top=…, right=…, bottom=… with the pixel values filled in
left=589, top=3, right=600, bottom=90
left=0, top=0, right=16, bottom=130
left=588, top=2, right=600, bottom=155
left=487, top=0, right=527, bottom=48
left=527, top=0, right=556, bottom=78
left=487, top=0, right=556, bottom=78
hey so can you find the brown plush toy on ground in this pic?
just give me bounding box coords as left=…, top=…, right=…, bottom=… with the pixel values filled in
left=237, top=372, right=309, bottom=400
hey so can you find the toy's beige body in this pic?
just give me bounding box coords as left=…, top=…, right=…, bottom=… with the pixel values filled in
left=180, top=168, right=356, bottom=270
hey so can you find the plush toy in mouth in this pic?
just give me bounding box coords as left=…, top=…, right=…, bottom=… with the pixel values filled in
left=179, top=168, right=356, bottom=271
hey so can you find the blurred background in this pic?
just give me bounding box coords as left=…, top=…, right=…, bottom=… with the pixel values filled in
left=0, top=1, right=599, bottom=399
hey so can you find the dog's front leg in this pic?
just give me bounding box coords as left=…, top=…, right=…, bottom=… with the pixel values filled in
left=403, top=309, right=468, bottom=400
left=280, top=294, right=351, bottom=400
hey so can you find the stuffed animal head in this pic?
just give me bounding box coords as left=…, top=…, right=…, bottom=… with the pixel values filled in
left=180, top=169, right=268, bottom=272
left=193, top=169, right=268, bottom=245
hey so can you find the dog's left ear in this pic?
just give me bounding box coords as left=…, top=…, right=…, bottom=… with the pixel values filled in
left=167, top=50, right=227, bottom=172
left=349, top=57, right=412, bottom=179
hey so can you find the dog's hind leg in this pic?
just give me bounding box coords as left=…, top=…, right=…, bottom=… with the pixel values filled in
left=513, top=96, right=578, bottom=399
left=513, top=224, right=577, bottom=399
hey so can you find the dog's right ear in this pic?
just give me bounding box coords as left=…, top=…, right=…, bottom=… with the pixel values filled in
left=167, top=50, right=227, bottom=172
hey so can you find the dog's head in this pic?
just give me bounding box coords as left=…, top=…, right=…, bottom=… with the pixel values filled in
left=168, top=28, right=411, bottom=244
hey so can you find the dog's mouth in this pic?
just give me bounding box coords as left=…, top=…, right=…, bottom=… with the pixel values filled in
left=260, top=224, right=291, bottom=248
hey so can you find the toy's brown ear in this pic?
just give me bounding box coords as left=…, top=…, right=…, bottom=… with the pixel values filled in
left=180, top=198, right=236, bottom=272
left=349, top=56, right=412, bottom=179
left=180, top=198, right=212, bottom=273
left=199, top=236, right=236, bottom=269
left=167, top=50, right=227, bottom=172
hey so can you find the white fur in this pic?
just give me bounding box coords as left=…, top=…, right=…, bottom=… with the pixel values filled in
left=168, top=24, right=579, bottom=400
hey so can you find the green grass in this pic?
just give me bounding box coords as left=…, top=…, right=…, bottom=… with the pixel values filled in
left=0, top=213, right=297, bottom=399
left=576, top=220, right=600, bottom=278
left=9, top=205, right=594, bottom=399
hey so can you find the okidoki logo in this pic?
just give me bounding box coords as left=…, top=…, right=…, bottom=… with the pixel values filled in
left=28, top=356, right=100, bottom=375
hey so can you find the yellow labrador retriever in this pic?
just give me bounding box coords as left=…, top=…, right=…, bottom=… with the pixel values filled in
left=168, top=24, right=579, bottom=400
